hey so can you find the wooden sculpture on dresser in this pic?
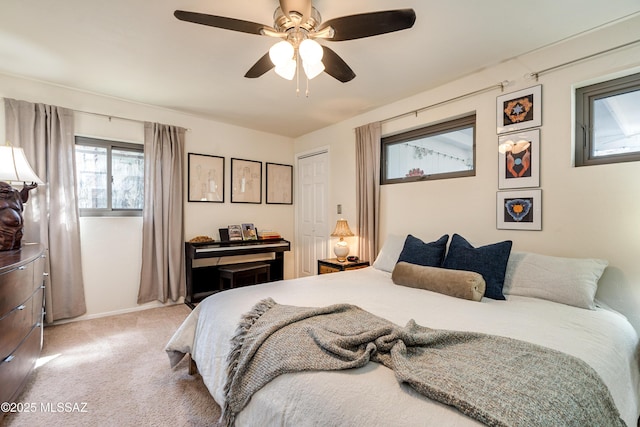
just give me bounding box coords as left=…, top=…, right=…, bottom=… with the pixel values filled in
left=0, top=181, right=37, bottom=251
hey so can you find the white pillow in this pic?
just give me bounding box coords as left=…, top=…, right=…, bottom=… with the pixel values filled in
left=503, top=251, right=608, bottom=309
left=372, top=234, right=407, bottom=272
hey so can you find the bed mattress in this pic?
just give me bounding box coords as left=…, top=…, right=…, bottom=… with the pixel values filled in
left=166, top=267, right=640, bottom=426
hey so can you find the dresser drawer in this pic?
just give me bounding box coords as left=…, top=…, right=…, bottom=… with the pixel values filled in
left=0, top=322, right=43, bottom=403
left=0, top=288, right=40, bottom=362
left=319, top=264, right=340, bottom=274
left=0, top=262, right=35, bottom=317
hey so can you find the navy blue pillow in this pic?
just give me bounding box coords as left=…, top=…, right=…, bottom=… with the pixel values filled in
left=397, top=234, right=449, bottom=267
left=442, top=234, right=512, bottom=300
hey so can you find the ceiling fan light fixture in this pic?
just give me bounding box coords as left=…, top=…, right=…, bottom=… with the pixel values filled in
left=275, top=58, right=297, bottom=80
left=299, top=39, right=323, bottom=64
left=269, top=40, right=294, bottom=66
left=303, top=59, right=325, bottom=80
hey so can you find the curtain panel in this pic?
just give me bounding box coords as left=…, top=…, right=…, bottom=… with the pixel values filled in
left=355, top=122, right=381, bottom=263
left=137, top=122, right=186, bottom=304
left=4, top=98, right=87, bottom=322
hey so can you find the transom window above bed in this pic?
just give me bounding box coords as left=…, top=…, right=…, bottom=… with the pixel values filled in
left=381, top=113, right=476, bottom=184
left=575, top=71, right=640, bottom=166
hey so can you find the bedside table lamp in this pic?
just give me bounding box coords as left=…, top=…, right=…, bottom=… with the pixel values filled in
left=0, top=144, right=44, bottom=251
left=331, top=219, right=354, bottom=262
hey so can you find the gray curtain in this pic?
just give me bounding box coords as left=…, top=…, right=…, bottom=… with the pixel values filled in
left=4, top=98, right=87, bottom=322
left=355, top=122, right=381, bottom=263
left=137, top=122, right=186, bottom=304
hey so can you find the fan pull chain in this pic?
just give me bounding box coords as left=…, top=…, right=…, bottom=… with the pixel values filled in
left=296, top=52, right=300, bottom=96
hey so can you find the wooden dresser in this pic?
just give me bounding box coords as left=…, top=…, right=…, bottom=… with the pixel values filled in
left=0, top=243, right=45, bottom=405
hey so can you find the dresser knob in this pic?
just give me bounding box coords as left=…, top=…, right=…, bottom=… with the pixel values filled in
left=43, top=272, right=49, bottom=277
left=17, top=304, right=26, bottom=311
left=18, top=266, right=26, bottom=270
left=3, top=355, right=15, bottom=363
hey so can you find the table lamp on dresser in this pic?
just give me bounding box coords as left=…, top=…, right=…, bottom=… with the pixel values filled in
left=0, top=144, right=44, bottom=251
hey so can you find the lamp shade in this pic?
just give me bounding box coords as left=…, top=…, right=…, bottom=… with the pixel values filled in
left=269, top=40, right=294, bottom=67
left=299, top=39, right=323, bottom=64
left=330, top=219, right=354, bottom=262
left=331, top=219, right=354, bottom=238
left=0, top=146, right=44, bottom=184
left=303, top=60, right=325, bottom=80
left=275, top=59, right=297, bottom=80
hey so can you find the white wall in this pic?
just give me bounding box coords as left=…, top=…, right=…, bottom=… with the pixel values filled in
left=294, top=15, right=640, bottom=331
left=0, top=74, right=295, bottom=320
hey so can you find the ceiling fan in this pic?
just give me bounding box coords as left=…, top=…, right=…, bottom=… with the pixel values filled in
left=174, top=0, right=416, bottom=83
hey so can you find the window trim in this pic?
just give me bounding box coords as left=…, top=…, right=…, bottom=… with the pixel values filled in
left=575, top=72, right=640, bottom=167
left=381, top=113, right=476, bottom=185
left=75, top=136, right=144, bottom=217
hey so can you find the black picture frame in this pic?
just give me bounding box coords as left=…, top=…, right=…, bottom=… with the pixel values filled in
left=230, top=158, right=262, bottom=204
left=187, top=153, right=224, bottom=202
left=266, top=162, right=293, bottom=205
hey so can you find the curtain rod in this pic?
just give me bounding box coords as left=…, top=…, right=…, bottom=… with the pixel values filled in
left=526, top=38, right=640, bottom=80
left=74, top=108, right=191, bottom=131
left=380, top=80, right=510, bottom=125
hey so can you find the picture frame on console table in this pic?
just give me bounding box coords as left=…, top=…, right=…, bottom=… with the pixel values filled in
left=242, top=223, right=258, bottom=240
left=497, top=189, right=542, bottom=231
left=228, top=225, right=243, bottom=241
left=266, top=162, right=293, bottom=205
left=187, top=153, right=225, bottom=202
left=231, top=158, right=262, bottom=204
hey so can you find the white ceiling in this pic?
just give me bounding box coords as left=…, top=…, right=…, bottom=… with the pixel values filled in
left=1, top=0, right=639, bottom=138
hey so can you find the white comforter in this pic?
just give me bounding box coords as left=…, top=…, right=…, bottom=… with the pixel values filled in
left=166, top=267, right=640, bottom=426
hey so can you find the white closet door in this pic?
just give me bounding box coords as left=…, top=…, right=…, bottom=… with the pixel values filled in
left=296, top=150, right=329, bottom=276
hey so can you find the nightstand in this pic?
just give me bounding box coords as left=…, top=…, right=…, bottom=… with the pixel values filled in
left=318, top=258, right=370, bottom=274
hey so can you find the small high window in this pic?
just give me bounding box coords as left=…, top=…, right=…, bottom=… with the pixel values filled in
left=381, top=114, right=476, bottom=184
left=75, top=136, right=144, bottom=216
left=575, top=72, right=640, bottom=166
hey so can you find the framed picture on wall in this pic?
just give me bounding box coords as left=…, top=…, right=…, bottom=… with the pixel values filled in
left=266, top=162, right=293, bottom=204
left=231, top=158, right=262, bottom=204
left=497, top=189, right=542, bottom=230
left=187, top=153, right=224, bottom=202
left=496, top=85, right=542, bottom=134
left=498, top=129, right=540, bottom=189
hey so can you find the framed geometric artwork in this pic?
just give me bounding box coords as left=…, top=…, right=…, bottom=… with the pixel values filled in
left=230, top=158, right=262, bottom=204
left=498, top=129, right=540, bottom=189
left=266, top=162, right=293, bottom=205
left=497, top=189, right=542, bottom=230
left=187, top=153, right=224, bottom=202
left=496, top=85, right=542, bottom=134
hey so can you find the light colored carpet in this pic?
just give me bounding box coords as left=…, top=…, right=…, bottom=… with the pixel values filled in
left=3, top=304, right=221, bottom=427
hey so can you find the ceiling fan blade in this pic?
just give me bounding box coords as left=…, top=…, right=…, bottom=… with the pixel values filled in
left=279, top=0, right=312, bottom=22
left=174, top=10, right=275, bottom=36
left=322, top=46, right=356, bottom=83
left=319, top=9, right=416, bottom=41
left=244, top=53, right=275, bottom=78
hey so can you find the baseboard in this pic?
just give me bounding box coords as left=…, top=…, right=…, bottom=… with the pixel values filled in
left=48, top=298, right=185, bottom=326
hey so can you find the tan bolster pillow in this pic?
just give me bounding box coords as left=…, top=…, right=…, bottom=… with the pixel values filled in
left=391, top=262, right=486, bottom=301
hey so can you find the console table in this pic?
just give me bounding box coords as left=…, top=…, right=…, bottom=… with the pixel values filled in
left=184, top=239, right=290, bottom=307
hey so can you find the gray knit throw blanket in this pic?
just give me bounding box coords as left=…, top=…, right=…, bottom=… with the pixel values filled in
left=221, top=298, right=624, bottom=427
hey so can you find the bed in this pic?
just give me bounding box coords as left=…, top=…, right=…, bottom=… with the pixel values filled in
left=166, top=234, right=640, bottom=426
